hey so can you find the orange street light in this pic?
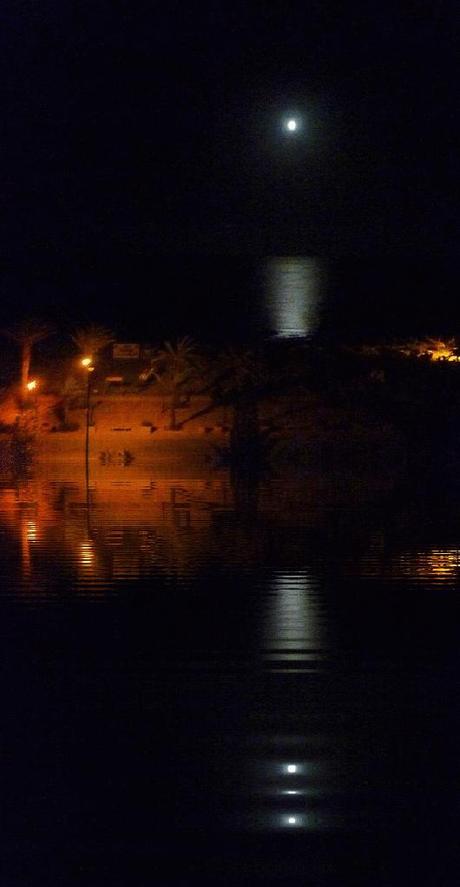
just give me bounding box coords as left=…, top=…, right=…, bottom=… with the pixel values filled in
left=80, top=357, right=96, bottom=490
left=26, top=379, right=38, bottom=392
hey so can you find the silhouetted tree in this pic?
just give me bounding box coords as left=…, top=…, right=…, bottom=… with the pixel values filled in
left=214, top=347, right=269, bottom=467
left=2, top=318, right=54, bottom=393
left=149, top=337, right=202, bottom=429
left=72, top=324, right=115, bottom=358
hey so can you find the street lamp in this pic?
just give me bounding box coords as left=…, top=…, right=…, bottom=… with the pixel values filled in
left=26, top=379, right=38, bottom=392
left=81, top=356, right=94, bottom=487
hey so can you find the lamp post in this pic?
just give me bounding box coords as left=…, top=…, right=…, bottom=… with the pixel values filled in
left=81, top=357, right=94, bottom=491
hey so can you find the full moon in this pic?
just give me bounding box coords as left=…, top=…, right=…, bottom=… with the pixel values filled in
left=286, top=118, right=297, bottom=132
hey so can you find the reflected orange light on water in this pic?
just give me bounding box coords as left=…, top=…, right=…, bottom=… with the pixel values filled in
left=416, top=549, right=459, bottom=577
left=80, top=540, right=95, bottom=568
left=26, top=520, right=38, bottom=542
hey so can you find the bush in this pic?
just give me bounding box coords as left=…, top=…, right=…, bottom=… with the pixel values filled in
left=52, top=421, right=80, bottom=432
left=0, top=433, right=35, bottom=476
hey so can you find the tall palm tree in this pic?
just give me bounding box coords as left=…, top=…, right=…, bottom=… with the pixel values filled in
left=215, top=347, right=268, bottom=395
left=62, top=325, right=115, bottom=429
left=214, top=347, right=269, bottom=462
left=72, top=324, right=115, bottom=358
left=149, top=336, right=201, bottom=429
left=2, top=318, right=55, bottom=392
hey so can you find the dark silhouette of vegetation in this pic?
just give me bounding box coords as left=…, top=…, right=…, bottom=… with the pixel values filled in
left=145, top=337, right=202, bottom=430
left=54, top=324, right=116, bottom=428
left=1, top=319, right=54, bottom=394
left=209, top=347, right=272, bottom=471
left=0, top=422, right=35, bottom=477
left=72, top=324, right=115, bottom=357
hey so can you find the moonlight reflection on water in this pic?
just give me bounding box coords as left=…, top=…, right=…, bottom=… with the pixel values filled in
left=265, top=257, right=324, bottom=338
left=0, top=474, right=458, bottom=882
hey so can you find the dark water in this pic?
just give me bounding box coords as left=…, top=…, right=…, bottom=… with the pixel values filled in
left=17, top=255, right=459, bottom=348
left=1, top=472, right=459, bottom=885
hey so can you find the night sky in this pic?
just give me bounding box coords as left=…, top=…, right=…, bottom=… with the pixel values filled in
left=1, top=1, right=458, bottom=325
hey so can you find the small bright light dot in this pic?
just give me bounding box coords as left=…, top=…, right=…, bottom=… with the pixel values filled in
left=287, top=119, right=297, bottom=131
left=287, top=764, right=297, bottom=773
left=285, top=790, right=299, bottom=795
left=288, top=817, right=297, bottom=824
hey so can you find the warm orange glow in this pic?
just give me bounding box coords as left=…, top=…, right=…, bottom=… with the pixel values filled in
left=417, top=549, right=460, bottom=577
left=81, top=356, right=93, bottom=367
left=80, top=540, right=95, bottom=567
left=429, top=349, right=459, bottom=362
left=26, top=379, right=38, bottom=391
left=395, top=339, right=459, bottom=362
left=26, top=520, right=38, bottom=542
left=415, top=340, right=459, bottom=362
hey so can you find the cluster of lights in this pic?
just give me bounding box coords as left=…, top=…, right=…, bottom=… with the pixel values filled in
left=284, top=764, right=302, bottom=827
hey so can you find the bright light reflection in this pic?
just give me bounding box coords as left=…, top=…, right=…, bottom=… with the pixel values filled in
left=80, top=540, right=94, bottom=567
left=266, top=257, right=324, bottom=338
left=418, top=550, right=459, bottom=577
left=287, top=764, right=297, bottom=773
left=288, top=817, right=297, bottom=824
left=26, top=520, right=38, bottom=542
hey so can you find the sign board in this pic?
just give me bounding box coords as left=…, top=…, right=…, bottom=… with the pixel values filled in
left=113, top=343, right=140, bottom=360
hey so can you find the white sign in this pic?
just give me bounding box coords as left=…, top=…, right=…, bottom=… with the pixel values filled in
left=113, top=343, right=140, bottom=359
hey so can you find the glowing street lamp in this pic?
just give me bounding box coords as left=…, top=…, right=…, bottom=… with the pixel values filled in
left=26, top=379, right=38, bottom=392
left=80, top=357, right=95, bottom=486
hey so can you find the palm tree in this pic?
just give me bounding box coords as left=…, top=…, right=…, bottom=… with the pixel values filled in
left=72, top=324, right=115, bottom=358
left=61, top=324, right=115, bottom=430
left=214, top=347, right=269, bottom=464
left=2, top=318, right=54, bottom=393
left=149, top=336, right=201, bottom=429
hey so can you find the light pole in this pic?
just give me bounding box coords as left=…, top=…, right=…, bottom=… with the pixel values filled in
left=81, top=357, right=94, bottom=491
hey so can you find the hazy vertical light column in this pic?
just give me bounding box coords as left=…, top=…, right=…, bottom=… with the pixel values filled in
left=265, top=257, right=324, bottom=338
left=247, top=571, right=332, bottom=832
left=262, top=570, right=325, bottom=665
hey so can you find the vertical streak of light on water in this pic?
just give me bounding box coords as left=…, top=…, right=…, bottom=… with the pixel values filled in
left=261, top=570, right=327, bottom=669
left=265, top=257, right=324, bottom=338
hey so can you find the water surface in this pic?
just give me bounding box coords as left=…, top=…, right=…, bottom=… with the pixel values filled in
left=0, top=471, right=458, bottom=884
